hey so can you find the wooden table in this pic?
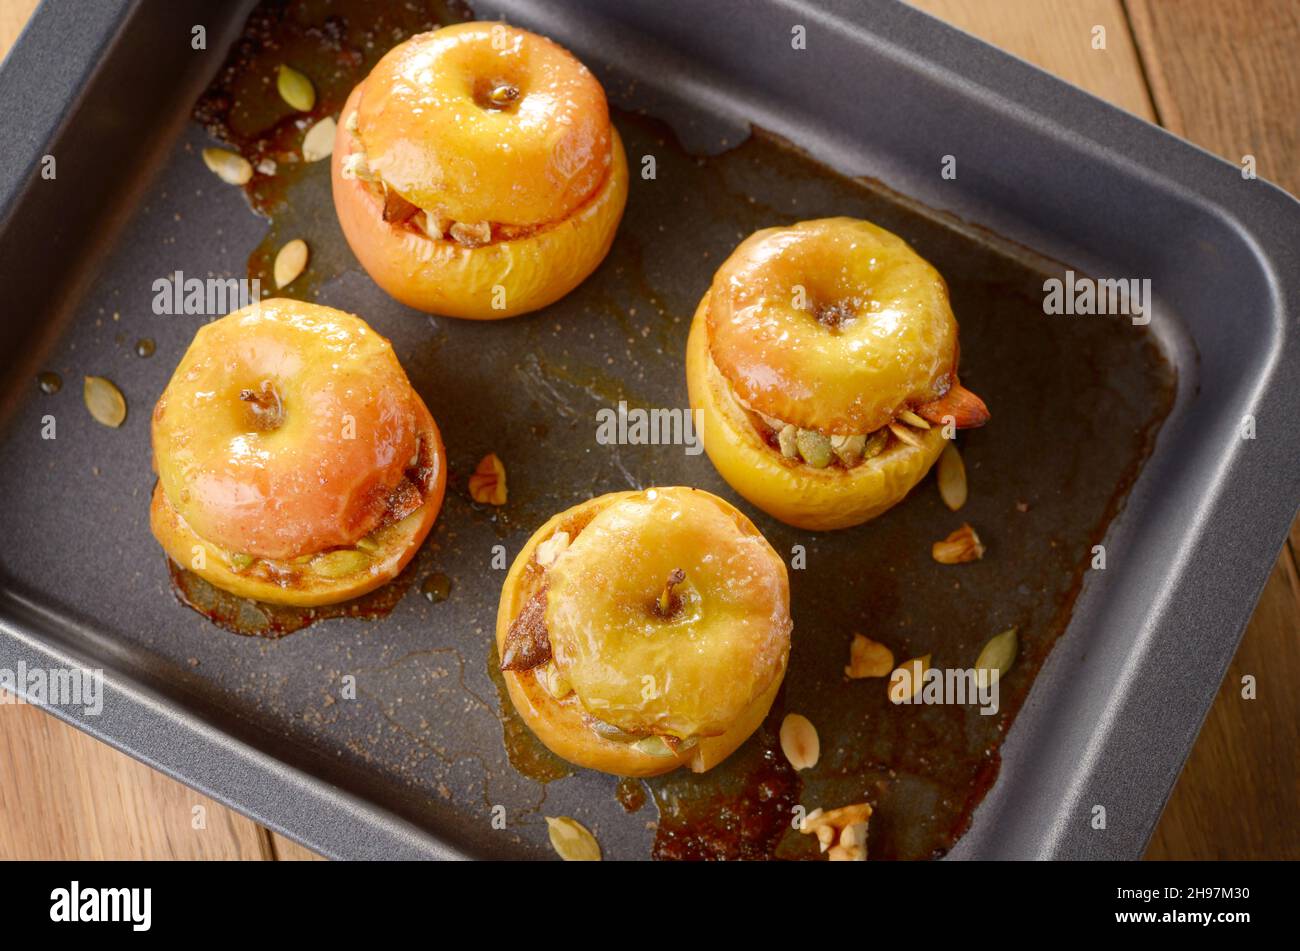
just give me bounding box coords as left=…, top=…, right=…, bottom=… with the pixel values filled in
left=1, top=0, right=1296, bottom=861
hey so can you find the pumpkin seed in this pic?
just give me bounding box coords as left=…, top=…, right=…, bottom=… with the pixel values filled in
left=898, top=409, right=931, bottom=429
left=937, top=443, right=967, bottom=511
left=779, top=713, right=819, bottom=770
left=795, top=429, right=832, bottom=468
left=301, top=116, right=336, bottom=162
left=830, top=433, right=866, bottom=467
left=311, top=549, right=370, bottom=578
left=201, top=147, right=252, bottom=185
left=545, top=816, right=601, bottom=861
left=888, top=421, right=925, bottom=449
left=274, top=238, right=309, bottom=288
left=862, top=428, right=889, bottom=459
left=975, top=627, right=1018, bottom=685
left=83, top=376, right=126, bottom=428
left=631, top=735, right=677, bottom=757
left=888, top=654, right=931, bottom=704
left=276, top=64, right=316, bottom=112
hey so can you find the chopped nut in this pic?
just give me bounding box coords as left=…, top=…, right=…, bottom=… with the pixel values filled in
left=830, top=433, right=866, bottom=467
left=340, top=152, right=374, bottom=182
left=415, top=210, right=446, bottom=240
left=535, top=530, right=570, bottom=567
left=201, top=147, right=252, bottom=185
left=779, top=713, right=819, bottom=770
left=800, top=802, right=873, bottom=861
left=975, top=627, right=1018, bottom=685
left=273, top=238, right=309, bottom=289
left=545, top=816, right=601, bottom=861
left=888, top=654, right=931, bottom=704
left=937, top=443, right=967, bottom=511
left=845, top=634, right=894, bottom=679
left=449, top=220, right=492, bottom=247
left=795, top=429, right=832, bottom=468
left=301, top=116, right=336, bottom=162
left=887, top=420, right=925, bottom=448
left=931, top=522, right=985, bottom=564
left=777, top=424, right=799, bottom=458
left=468, top=453, right=507, bottom=505
left=898, top=409, right=931, bottom=429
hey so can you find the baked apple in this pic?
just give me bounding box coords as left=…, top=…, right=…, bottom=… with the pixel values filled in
left=496, top=487, right=792, bottom=777
left=331, top=22, right=628, bottom=319
left=687, top=217, right=989, bottom=531
left=150, top=299, right=447, bottom=607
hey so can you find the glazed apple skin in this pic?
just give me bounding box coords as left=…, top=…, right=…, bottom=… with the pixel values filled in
left=356, top=23, right=611, bottom=226
left=152, top=300, right=424, bottom=560
left=331, top=25, right=630, bottom=321
left=149, top=406, right=445, bottom=607
left=707, top=217, right=958, bottom=436
left=687, top=295, right=947, bottom=531
left=496, top=490, right=790, bottom=777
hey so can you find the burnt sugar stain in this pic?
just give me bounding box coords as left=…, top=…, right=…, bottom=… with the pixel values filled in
left=167, top=557, right=416, bottom=637
left=193, top=0, right=1176, bottom=860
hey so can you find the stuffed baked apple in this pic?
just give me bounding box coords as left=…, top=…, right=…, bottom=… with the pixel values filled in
left=496, top=487, right=792, bottom=777
left=150, top=299, right=446, bottom=607
left=331, top=22, right=628, bottom=319
left=687, top=217, right=989, bottom=531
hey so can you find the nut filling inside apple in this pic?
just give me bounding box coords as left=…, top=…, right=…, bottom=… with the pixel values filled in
left=340, top=107, right=612, bottom=249
left=192, top=428, right=441, bottom=590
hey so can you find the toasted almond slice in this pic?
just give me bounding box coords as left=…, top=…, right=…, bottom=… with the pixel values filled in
left=276, top=63, right=316, bottom=112
left=932, top=523, right=985, bottom=564
left=301, top=116, right=336, bottom=162
left=898, top=409, right=931, bottom=429
left=545, top=816, right=601, bottom=861
left=779, top=713, right=819, bottom=771
left=888, top=421, right=925, bottom=448
left=273, top=238, right=309, bottom=289
left=888, top=654, right=931, bottom=704
left=535, top=530, right=570, bottom=568
left=845, top=634, right=894, bottom=679
left=975, top=627, right=1018, bottom=685
left=201, top=147, right=252, bottom=185
left=83, top=376, right=126, bottom=428
left=937, top=443, right=967, bottom=511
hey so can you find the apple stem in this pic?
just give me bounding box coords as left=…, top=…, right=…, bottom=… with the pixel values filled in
left=657, top=568, right=686, bottom=618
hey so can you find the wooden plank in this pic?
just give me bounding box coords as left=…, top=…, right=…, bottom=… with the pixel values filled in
left=1125, top=0, right=1300, bottom=860
left=0, top=0, right=39, bottom=59
left=270, top=832, right=328, bottom=861
left=0, top=701, right=269, bottom=859
left=911, top=0, right=1157, bottom=120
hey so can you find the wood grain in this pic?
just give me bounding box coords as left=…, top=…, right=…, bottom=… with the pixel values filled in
left=0, top=699, right=269, bottom=859
left=1124, top=0, right=1300, bottom=860
left=911, top=0, right=1157, bottom=120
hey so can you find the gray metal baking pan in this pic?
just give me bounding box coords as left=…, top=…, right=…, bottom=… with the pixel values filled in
left=0, top=0, right=1297, bottom=860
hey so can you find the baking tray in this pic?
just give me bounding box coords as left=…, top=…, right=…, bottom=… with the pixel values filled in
left=1, top=0, right=1297, bottom=860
